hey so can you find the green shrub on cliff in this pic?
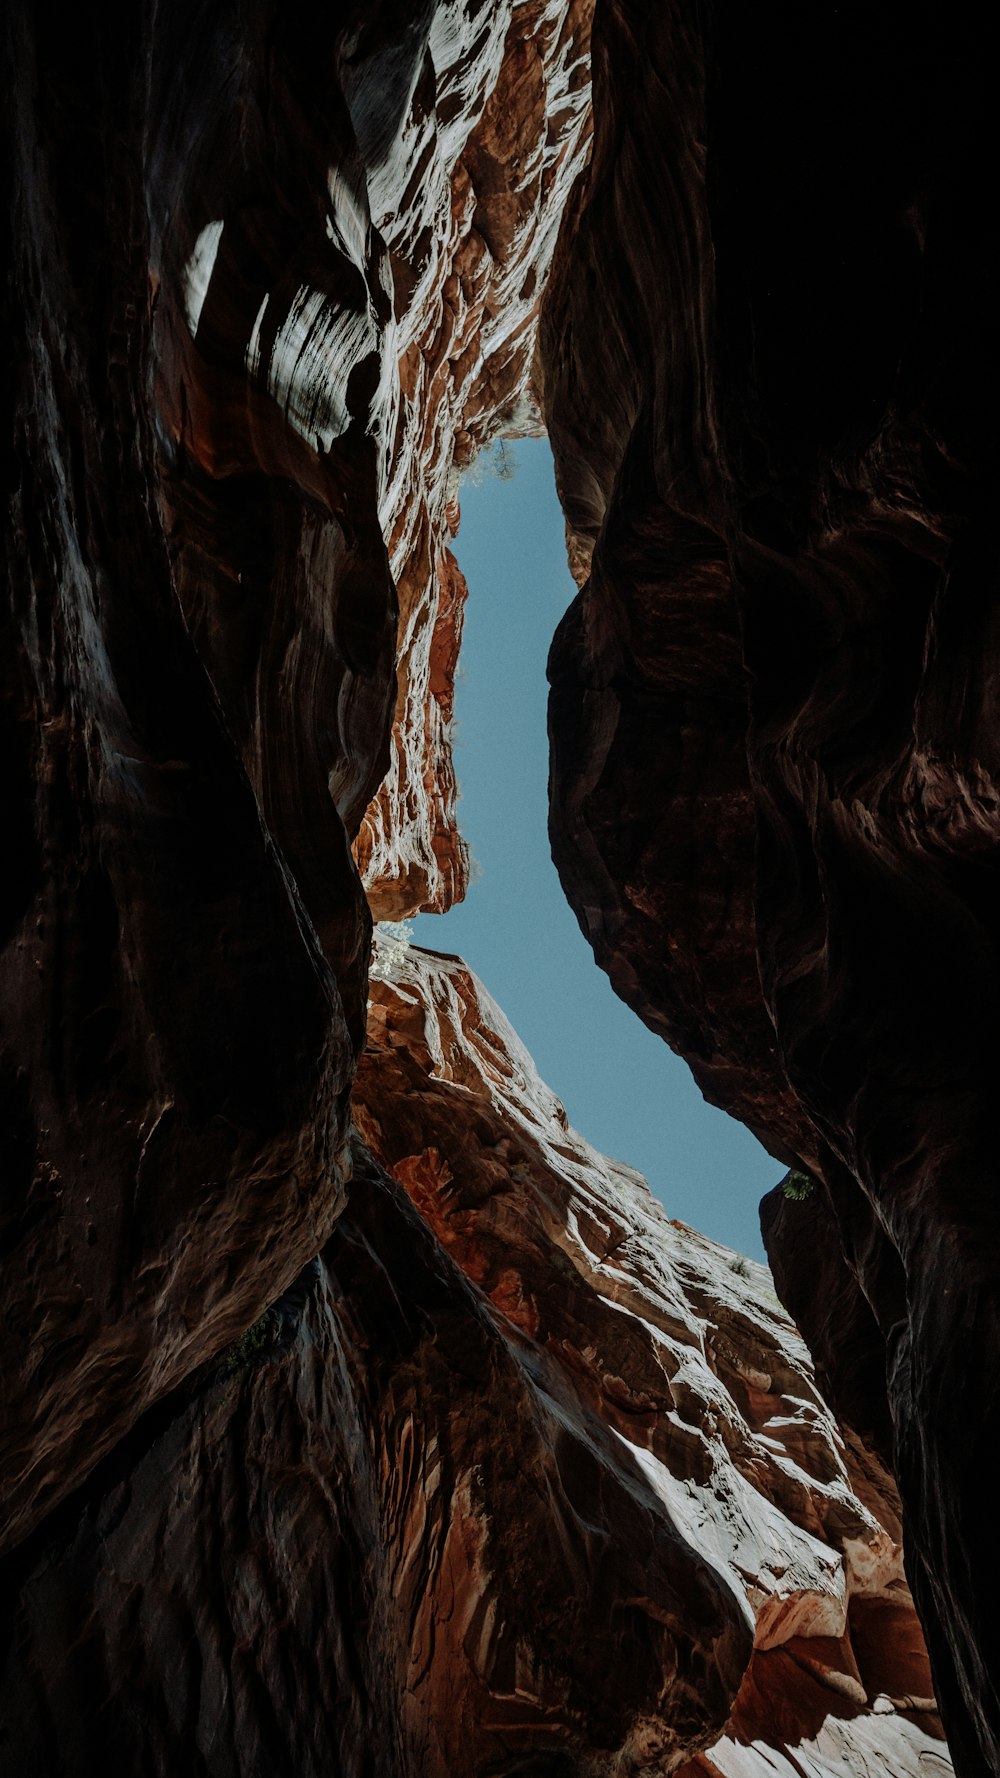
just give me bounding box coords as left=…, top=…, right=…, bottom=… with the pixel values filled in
left=781, top=1169, right=815, bottom=1202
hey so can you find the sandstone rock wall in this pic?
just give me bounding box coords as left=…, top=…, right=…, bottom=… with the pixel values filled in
left=0, top=0, right=980, bottom=1772
left=1, top=1, right=359, bottom=1558
left=1, top=945, right=950, bottom=1776
left=541, top=2, right=997, bottom=1770
left=1, top=0, right=590, bottom=1557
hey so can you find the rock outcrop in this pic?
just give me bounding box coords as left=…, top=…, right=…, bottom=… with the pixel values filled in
left=1, top=0, right=590, bottom=1556
left=0, top=0, right=984, bottom=1773
left=1, top=943, right=949, bottom=1776
left=542, top=1, right=997, bottom=1771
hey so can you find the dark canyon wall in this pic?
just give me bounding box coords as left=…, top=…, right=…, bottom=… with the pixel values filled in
left=543, top=2, right=997, bottom=1772
left=0, top=0, right=983, bottom=1773
left=1, top=0, right=590, bottom=1561
left=1, top=943, right=948, bottom=1776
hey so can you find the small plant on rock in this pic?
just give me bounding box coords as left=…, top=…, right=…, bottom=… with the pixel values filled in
left=224, top=1309, right=277, bottom=1375
left=781, top=1169, right=815, bottom=1202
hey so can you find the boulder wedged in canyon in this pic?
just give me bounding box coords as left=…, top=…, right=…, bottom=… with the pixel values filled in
left=542, top=1, right=997, bottom=1769
left=0, top=942, right=949, bottom=1776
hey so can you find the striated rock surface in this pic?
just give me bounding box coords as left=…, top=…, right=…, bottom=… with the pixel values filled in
left=1, top=0, right=980, bottom=1772
left=542, top=1, right=997, bottom=1770
left=1, top=1, right=363, bottom=1557
left=358, top=944, right=949, bottom=1775
left=1, top=943, right=950, bottom=1775
left=2, top=0, right=590, bottom=1556
left=353, top=0, right=593, bottom=921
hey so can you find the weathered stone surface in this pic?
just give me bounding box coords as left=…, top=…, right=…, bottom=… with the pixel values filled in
left=0, top=0, right=980, bottom=1771
left=760, top=1184, right=895, bottom=1473
left=1, top=0, right=591, bottom=1558
left=542, top=1, right=997, bottom=1770
left=542, top=0, right=812, bottom=1172
left=358, top=943, right=950, bottom=1775
left=1, top=2, right=363, bottom=1557
left=353, top=0, right=593, bottom=921
left=0, top=1142, right=746, bottom=1778
left=0, top=945, right=949, bottom=1775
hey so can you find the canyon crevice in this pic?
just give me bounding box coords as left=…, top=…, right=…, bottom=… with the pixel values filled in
left=1, top=1, right=991, bottom=1774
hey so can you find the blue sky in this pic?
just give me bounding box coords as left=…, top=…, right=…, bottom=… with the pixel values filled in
left=412, top=436, right=779, bottom=1259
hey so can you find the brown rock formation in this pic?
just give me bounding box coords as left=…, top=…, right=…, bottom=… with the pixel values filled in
left=353, top=0, right=593, bottom=921
left=543, top=1, right=996, bottom=1771
left=1, top=0, right=590, bottom=1556
left=0, top=0, right=982, bottom=1772
left=1, top=945, right=950, bottom=1775
left=1, top=2, right=362, bottom=1558
left=358, top=945, right=949, bottom=1775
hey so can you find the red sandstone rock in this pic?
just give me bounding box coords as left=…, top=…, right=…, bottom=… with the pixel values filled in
left=0, top=0, right=983, bottom=1773
left=1, top=0, right=592, bottom=1557
left=356, top=943, right=951, bottom=1775
left=0, top=944, right=950, bottom=1775
left=353, top=0, right=593, bottom=921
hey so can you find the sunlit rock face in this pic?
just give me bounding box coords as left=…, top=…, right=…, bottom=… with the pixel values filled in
left=0, top=2, right=969, bottom=1776
left=351, top=0, right=594, bottom=921
left=1, top=944, right=949, bottom=1776
left=543, top=1, right=997, bottom=1770
left=359, top=946, right=948, bottom=1775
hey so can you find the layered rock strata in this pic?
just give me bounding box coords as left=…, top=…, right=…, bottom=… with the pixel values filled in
left=0, top=0, right=977, bottom=1773
left=351, top=0, right=593, bottom=919
left=1, top=943, right=950, bottom=1776
left=2, top=0, right=590, bottom=1555
left=359, top=944, right=949, bottom=1777
left=542, top=1, right=998, bottom=1770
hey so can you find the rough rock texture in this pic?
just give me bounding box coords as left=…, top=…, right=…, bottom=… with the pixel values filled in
left=2, top=0, right=590, bottom=1556
left=358, top=945, right=950, bottom=1776
left=542, top=1, right=996, bottom=1771
left=0, top=0, right=977, bottom=1773
left=352, top=0, right=593, bottom=920
left=0, top=945, right=950, bottom=1776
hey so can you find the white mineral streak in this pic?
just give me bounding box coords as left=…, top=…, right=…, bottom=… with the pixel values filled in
left=366, top=943, right=953, bottom=1777
left=182, top=219, right=224, bottom=338
left=266, top=286, right=373, bottom=452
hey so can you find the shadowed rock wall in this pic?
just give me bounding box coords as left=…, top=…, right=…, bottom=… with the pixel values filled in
left=0, top=0, right=977, bottom=1772
left=543, top=2, right=997, bottom=1770
left=1, top=946, right=949, bottom=1776
left=1, top=0, right=591, bottom=1559
left=1, top=0, right=362, bottom=1557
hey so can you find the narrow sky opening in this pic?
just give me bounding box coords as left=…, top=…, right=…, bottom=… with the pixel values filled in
left=412, top=436, right=778, bottom=1259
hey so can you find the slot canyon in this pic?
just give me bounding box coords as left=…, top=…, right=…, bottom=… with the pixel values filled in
left=1, top=3, right=994, bottom=1775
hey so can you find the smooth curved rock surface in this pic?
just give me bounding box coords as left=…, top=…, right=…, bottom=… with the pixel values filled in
left=0, top=0, right=982, bottom=1771
left=542, top=1, right=997, bottom=1770
left=1, top=0, right=591, bottom=1557
left=1, top=0, right=363, bottom=1557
